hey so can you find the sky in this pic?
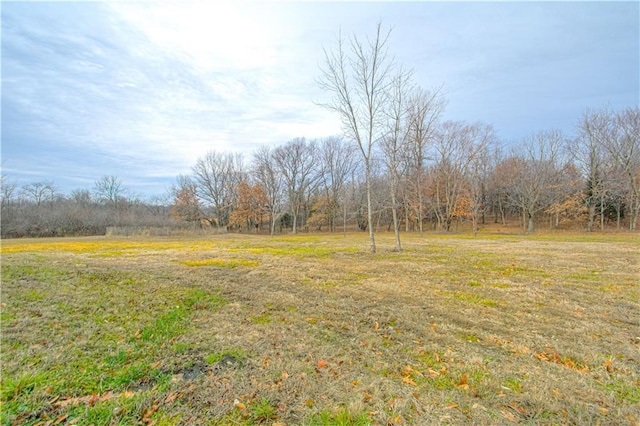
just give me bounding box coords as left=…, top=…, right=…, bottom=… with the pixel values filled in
left=2, top=1, right=638, bottom=198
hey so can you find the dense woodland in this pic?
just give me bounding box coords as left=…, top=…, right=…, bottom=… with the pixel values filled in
left=2, top=26, right=638, bottom=242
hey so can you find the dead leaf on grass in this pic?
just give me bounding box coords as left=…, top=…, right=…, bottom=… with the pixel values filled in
left=402, top=376, right=417, bottom=386
left=427, top=368, right=440, bottom=377
left=500, top=408, right=519, bottom=423
left=142, top=401, right=159, bottom=424
left=457, top=373, right=469, bottom=389
left=534, top=347, right=590, bottom=372
left=54, top=390, right=133, bottom=408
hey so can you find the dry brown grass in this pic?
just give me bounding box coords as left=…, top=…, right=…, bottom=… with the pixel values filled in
left=1, top=232, right=638, bottom=425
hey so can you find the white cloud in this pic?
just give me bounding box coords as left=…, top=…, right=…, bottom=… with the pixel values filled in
left=2, top=1, right=637, bottom=196
left=108, top=2, right=284, bottom=72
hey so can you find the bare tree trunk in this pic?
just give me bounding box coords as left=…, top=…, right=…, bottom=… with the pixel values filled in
left=600, top=199, right=605, bottom=231
left=418, top=194, right=424, bottom=236
left=365, top=164, right=376, bottom=252
left=390, top=184, right=401, bottom=251
left=404, top=203, right=410, bottom=232
left=343, top=198, right=347, bottom=237
left=318, top=22, right=397, bottom=253
left=527, top=214, right=535, bottom=233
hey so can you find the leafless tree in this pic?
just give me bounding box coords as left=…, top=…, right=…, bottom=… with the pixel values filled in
left=465, top=124, right=497, bottom=235
left=22, top=181, right=58, bottom=207
left=318, top=136, right=358, bottom=232
left=429, top=121, right=492, bottom=231
left=382, top=69, right=413, bottom=251
left=506, top=130, right=564, bottom=232
left=273, top=138, right=320, bottom=234
left=192, top=151, right=244, bottom=229
left=1, top=174, right=17, bottom=206
left=572, top=108, right=615, bottom=231
left=94, top=176, right=126, bottom=207
left=405, top=87, right=446, bottom=235
left=318, top=22, right=396, bottom=252
left=608, top=107, right=640, bottom=230
left=252, top=145, right=285, bottom=236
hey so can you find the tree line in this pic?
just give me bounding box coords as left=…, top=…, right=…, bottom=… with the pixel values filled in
left=2, top=103, right=636, bottom=241
left=2, top=24, right=638, bottom=244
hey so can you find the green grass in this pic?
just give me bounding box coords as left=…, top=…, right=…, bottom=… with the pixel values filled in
left=444, top=290, right=501, bottom=307
left=308, top=408, right=371, bottom=425
left=205, top=348, right=246, bottom=366
left=1, top=261, right=226, bottom=425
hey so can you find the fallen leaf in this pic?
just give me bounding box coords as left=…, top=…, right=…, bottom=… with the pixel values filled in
left=534, top=352, right=549, bottom=361
left=54, top=414, right=68, bottom=424
left=457, top=373, right=469, bottom=389
left=402, top=376, right=417, bottom=386
left=316, top=359, right=328, bottom=368
left=142, top=403, right=159, bottom=425
left=165, top=391, right=182, bottom=404
left=234, top=399, right=246, bottom=410
left=500, top=409, right=518, bottom=423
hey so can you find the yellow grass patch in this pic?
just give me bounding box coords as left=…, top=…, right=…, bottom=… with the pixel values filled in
left=180, top=258, right=260, bottom=268
left=0, top=239, right=218, bottom=254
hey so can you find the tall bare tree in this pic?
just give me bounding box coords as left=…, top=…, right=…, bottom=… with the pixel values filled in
left=252, top=145, right=285, bottom=236
left=405, top=87, right=446, bottom=235
left=506, top=130, right=564, bottom=232
left=94, top=176, right=125, bottom=209
left=273, top=138, right=320, bottom=234
left=318, top=22, right=396, bottom=252
left=572, top=108, right=614, bottom=231
left=318, top=136, right=358, bottom=232
left=382, top=69, right=413, bottom=251
left=192, top=151, right=244, bottom=229
left=465, top=124, right=497, bottom=235
left=429, top=121, right=492, bottom=231
left=609, top=107, right=640, bottom=230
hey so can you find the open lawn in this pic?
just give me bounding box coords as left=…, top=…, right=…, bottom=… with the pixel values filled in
left=1, top=232, right=639, bottom=425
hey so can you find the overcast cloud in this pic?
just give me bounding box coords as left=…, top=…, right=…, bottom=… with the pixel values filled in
left=2, top=1, right=638, bottom=197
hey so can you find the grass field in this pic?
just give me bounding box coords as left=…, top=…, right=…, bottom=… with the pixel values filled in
left=1, top=232, right=639, bottom=425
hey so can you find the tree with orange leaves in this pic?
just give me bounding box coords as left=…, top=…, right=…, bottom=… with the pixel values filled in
left=229, top=182, right=268, bottom=233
